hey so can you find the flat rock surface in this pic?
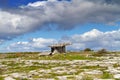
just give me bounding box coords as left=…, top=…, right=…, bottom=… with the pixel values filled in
left=0, top=52, right=120, bottom=80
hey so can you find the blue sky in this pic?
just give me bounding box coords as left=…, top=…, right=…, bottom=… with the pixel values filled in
left=0, top=0, right=41, bottom=7
left=0, top=0, right=120, bottom=52
left=0, top=0, right=71, bottom=7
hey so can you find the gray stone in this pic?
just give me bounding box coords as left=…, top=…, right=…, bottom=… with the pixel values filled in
left=75, top=75, right=83, bottom=80
left=11, top=73, right=20, bottom=78
left=4, top=76, right=15, bottom=80
left=57, top=76, right=67, bottom=80
left=113, top=74, right=120, bottom=79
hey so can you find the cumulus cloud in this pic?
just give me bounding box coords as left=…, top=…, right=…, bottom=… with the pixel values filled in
left=69, top=29, right=120, bottom=51
left=22, top=0, right=120, bottom=28
left=7, top=38, right=56, bottom=52
left=0, top=0, right=120, bottom=40
left=0, top=10, right=39, bottom=39
left=6, top=29, right=120, bottom=52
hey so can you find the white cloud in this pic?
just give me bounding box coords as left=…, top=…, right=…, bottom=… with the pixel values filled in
left=25, top=0, right=57, bottom=8
left=7, top=38, right=56, bottom=52
left=1, top=0, right=120, bottom=40
left=72, top=29, right=103, bottom=42
left=32, top=38, right=56, bottom=48
left=69, top=29, right=120, bottom=51
left=27, top=1, right=47, bottom=7
left=0, top=10, right=39, bottom=39
left=22, top=0, right=120, bottom=27
left=6, top=29, right=120, bottom=52
left=0, top=0, right=120, bottom=52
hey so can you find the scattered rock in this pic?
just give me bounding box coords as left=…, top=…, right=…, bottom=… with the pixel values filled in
left=11, top=73, right=20, bottom=78
left=57, top=76, right=67, bottom=80
left=113, top=74, right=120, bottom=79
left=4, top=76, right=15, bottom=80
left=75, top=75, right=83, bottom=80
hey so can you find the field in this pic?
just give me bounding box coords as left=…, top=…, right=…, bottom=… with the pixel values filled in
left=0, top=51, right=120, bottom=80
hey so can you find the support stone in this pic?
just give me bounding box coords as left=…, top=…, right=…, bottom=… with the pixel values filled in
left=48, top=43, right=71, bottom=55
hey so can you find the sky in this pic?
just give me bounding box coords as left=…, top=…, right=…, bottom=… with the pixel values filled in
left=0, top=0, right=120, bottom=52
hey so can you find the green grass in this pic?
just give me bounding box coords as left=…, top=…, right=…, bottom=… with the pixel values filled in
left=15, top=78, right=28, bottom=80
left=8, top=66, right=41, bottom=73
left=101, top=71, right=113, bottom=79
left=80, top=66, right=100, bottom=69
left=1, top=52, right=39, bottom=59
left=1, top=51, right=120, bottom=60
left=0, top=76, right=4, bottom=80
left=82, top=77, right=93, bottom=80
left=2, top=51, right=96, bottom=60
left=80, top=65, right=107, bottom=70
left=113, top=63, right=120, bottom=68
left=36, top=52, right=97, bottom=60
left=0, top=69, right=3, bottom=75
left=0, top=51, right=120, bottom=79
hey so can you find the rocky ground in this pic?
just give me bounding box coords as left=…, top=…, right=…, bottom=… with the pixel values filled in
left=0, top=52, right=120, bottom=80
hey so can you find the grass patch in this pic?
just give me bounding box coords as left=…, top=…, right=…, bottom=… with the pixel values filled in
left=101, top=71, right=113, bottom=79
left=3, top=52, right=39, bottom=59
left=80, top=65, right=107, bottom=70
left=8, top=66, right=41, bottom=73
left=83, top=77, right=93, bottom=80
left=37, top=53, right=97, bottom=60
left=113, top=63, right=120, bottom=68
left=0, top=76, right=4, bottom=80
left=80, top=66, right=99, bottom=69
